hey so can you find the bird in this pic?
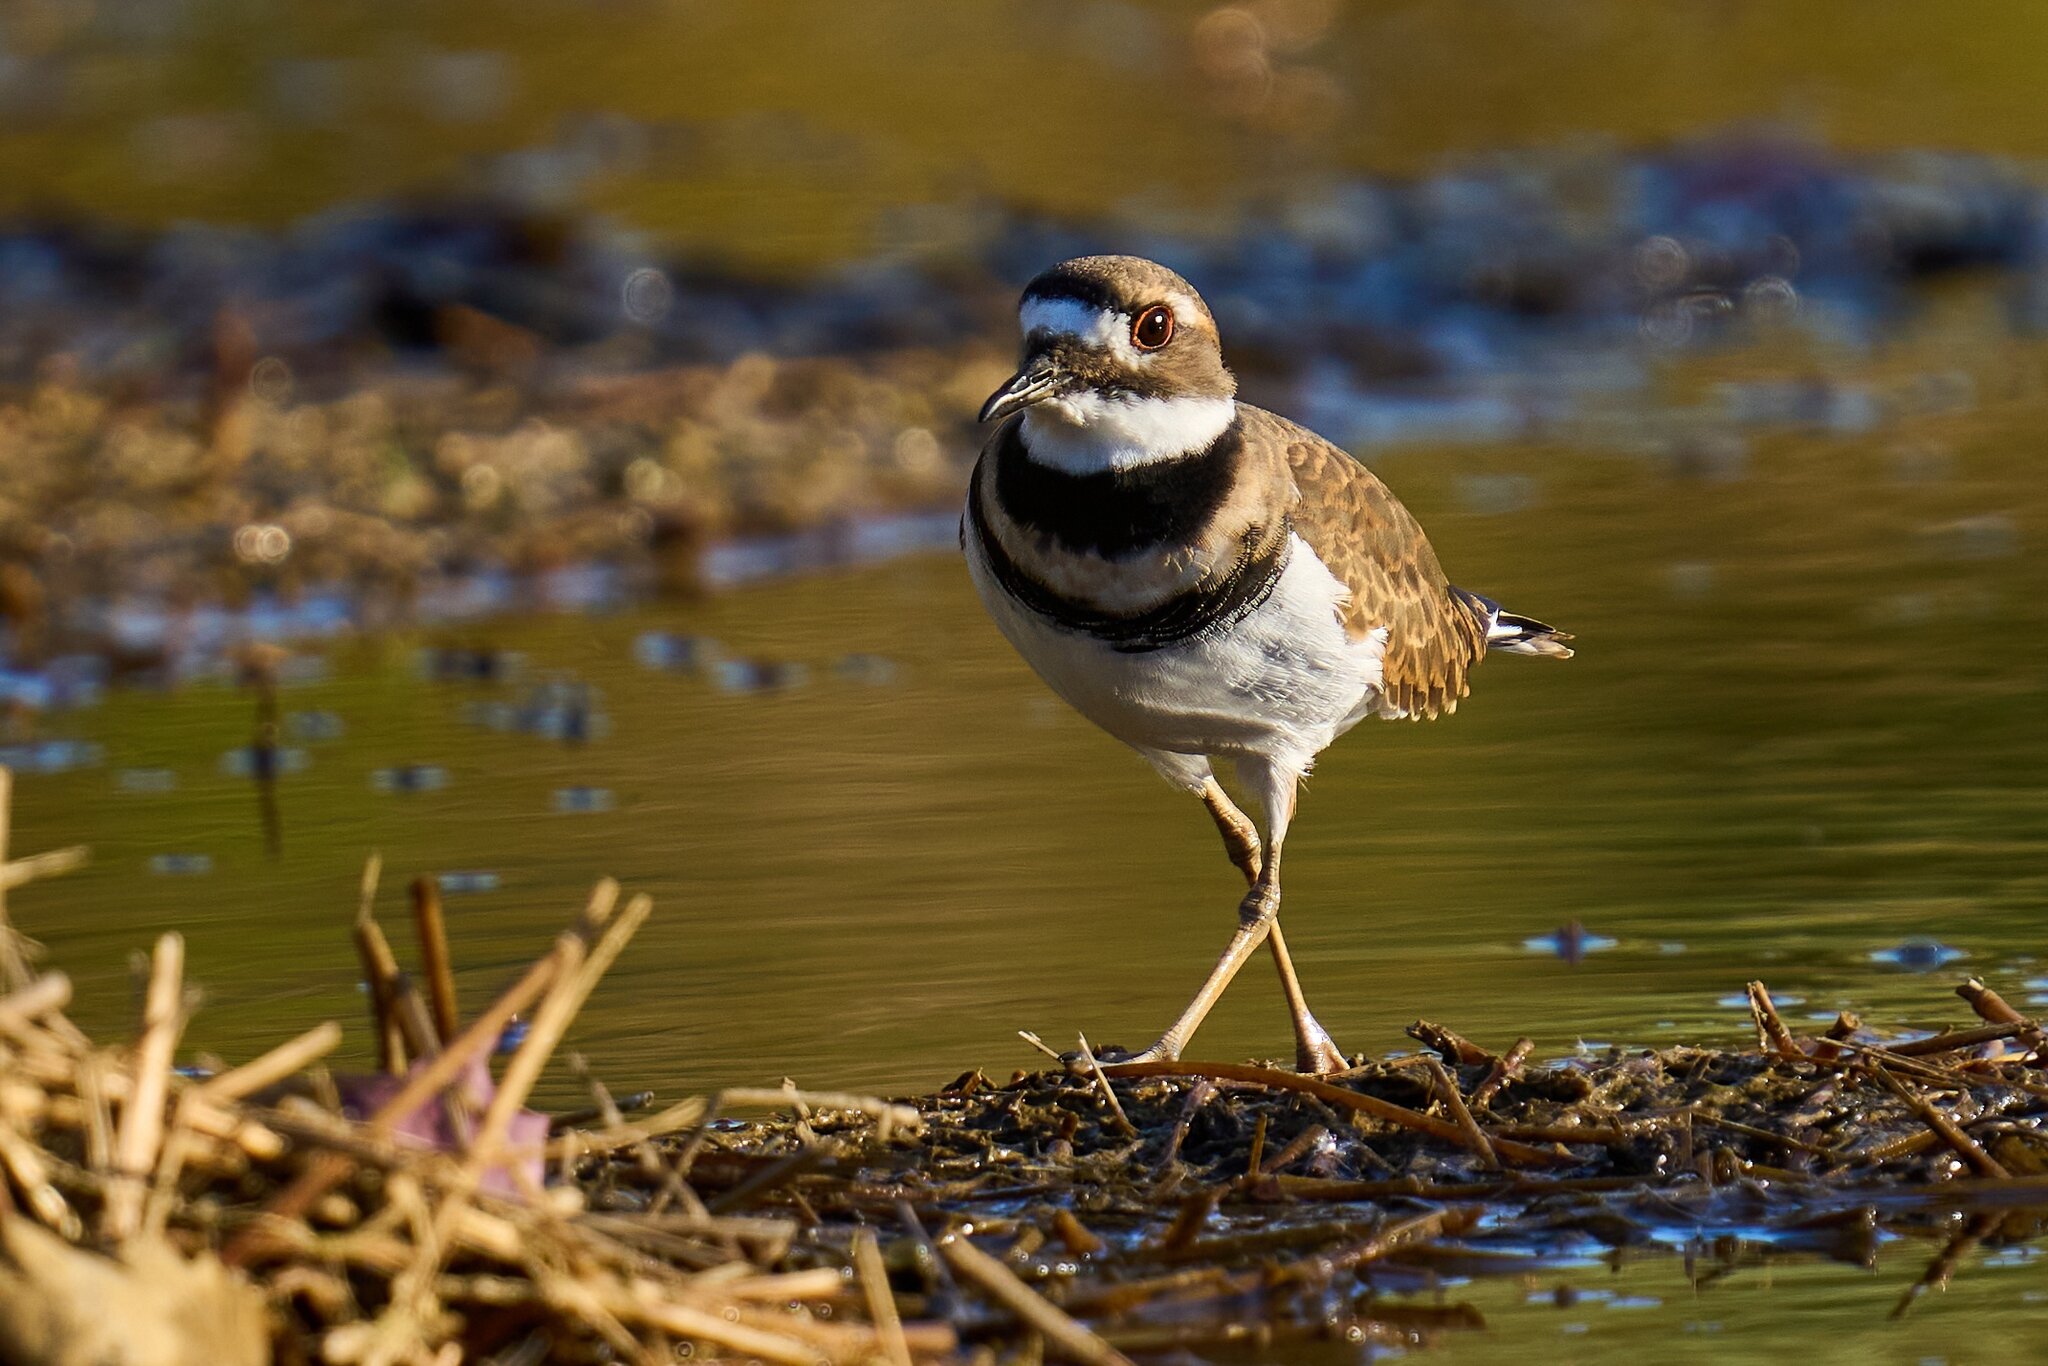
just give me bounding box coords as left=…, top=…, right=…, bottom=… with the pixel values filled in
left=962, top=255, right=1572, bottom=1074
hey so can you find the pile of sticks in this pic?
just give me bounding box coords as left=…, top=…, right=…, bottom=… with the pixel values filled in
left=0, top=766, right=1129, bottom=1365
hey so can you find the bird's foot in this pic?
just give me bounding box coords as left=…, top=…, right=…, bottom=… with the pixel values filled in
left=1294, top=1026, right=1347, bottom=1076
left=1069, top=1034, right=1344, bottom=1076
left=1061, top=1038, right=1176, bottom=1076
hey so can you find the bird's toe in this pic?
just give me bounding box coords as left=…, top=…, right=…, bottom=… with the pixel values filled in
left=1296, top=1034, right=1348, bottom=1075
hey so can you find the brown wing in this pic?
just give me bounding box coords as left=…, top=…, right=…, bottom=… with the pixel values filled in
left=1244, top=406, right=1487, bottom=720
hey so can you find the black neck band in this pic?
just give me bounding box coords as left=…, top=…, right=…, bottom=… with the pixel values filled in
left=991, top=413, right=1242, bottom=559
left=968, top=459, right=1290, bottom=654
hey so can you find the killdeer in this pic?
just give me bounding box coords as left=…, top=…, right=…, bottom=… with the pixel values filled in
left=964, top=255, right=1572, bottom=1074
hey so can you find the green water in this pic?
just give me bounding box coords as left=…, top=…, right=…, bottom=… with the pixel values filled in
left=1402, top=1244, right=2048, bottom=1365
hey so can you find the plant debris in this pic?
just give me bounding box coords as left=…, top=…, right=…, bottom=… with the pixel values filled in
left=0, top=768, right=2045, bottom=1362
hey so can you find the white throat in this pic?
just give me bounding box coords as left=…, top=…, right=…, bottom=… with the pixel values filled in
left=1021, top=393, right=1236, bottom=474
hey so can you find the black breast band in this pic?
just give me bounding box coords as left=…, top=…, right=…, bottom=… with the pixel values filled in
left=990, top=415, right=1242, bottom=558
left=967, top=458, right=1290, bottom=654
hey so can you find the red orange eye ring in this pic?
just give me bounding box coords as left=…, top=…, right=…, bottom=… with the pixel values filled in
left=1131, top=304, right=1175, bottom=350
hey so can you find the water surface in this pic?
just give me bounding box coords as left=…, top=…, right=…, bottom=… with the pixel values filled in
left=17, top=329, right=2045, bottom=1099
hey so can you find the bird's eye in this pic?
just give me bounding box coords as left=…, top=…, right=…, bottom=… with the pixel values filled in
left=1131, top=305, right=1175, bottom=351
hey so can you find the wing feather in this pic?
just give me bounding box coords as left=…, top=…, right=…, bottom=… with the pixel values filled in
left=1245, top=406, right=1486, bottom=720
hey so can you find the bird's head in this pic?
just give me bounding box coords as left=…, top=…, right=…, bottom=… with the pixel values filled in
left=980, top=255, right=1236, bottom=471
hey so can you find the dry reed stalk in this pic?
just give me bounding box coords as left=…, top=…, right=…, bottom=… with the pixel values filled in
left=353, top=905, right=409, bottom=1074
left=1957, top=978, right=2028, bottom=1028
left=1812, top=1011, right=1862, bottom=1063
left=1746, top=981, right=1802, bottom=1059
left=1956, top=978, right=2044, bottom=1059
left=1468, top=1037, right=1533, bottom=1111
left=853, top=1227, right=914, bottom=1366
left=1838, top=1036, right=2048, bottom=1100
left=31, top=1058, right=288, bottom=1160
left=1016, top=1029, right=1064, bottom=1063
left=591, top=1284, right=827, bottom=1366
left=1254, top=1122, right=1326, bottom=1178
left=1073, top=1035, right=1136, bottom=1138
left=1142, top=1214, right=1381, bottom=1267
left=940, top=1231, right=1136, bottom=1366
left=1423, top=1057, right=1500, bottom=1171
left=1157, top=1078, right=1216, bottom=1170
left=1244, top=1112, right=1267, bottom=1176
left=1407, top=1020, right=1491, bottom=1067
left=1156, top=1187, right=1221, bottom=1252
left=143, top=1113, right=201, bottom=1238
left=1487, top=1122, right=1631, bottom=1145
left=1059, top=1264, right=1238, bottom=1317
left=0, top=774, right=90, bottom=1058
left=575, top=1212, right=795, bottom=1268
left=1269, top=1208, right=1457, bottom=1287
left=0, top=765, right=24, bottom=991
left=231, top=934, right=576, bottom=1258
left=1881, top=1021, right=2025, bottom=1057
left=0, top=1116, right=78, bottom=1236
left=357, top=851, right=382, bottom=915
left=0, top=972, right=71, bottom=1039
left=103, top=931, right=184, bottom=1241
left=0, top=844, right=89, bottom=893
left=1688, top=1111, right=1835, bottom=1158
left=197, top=1020, right=344, bottom=1104
left=353, top=894, right=652, bottom=1359
left=0, top=845, right=89, bottom=893
left=1869, top=1063, right=2009, bottom=1178
left=725, top=1297, right=951, bottom=1361
left=718, top=1088, right=922, bottom=1139
left=74, top=1051, right=113, bottom=1172
left=471, top=893, right=650, bottom=1172
left=706, top=1142, right=832, bottom=1216
left=573, top=876, right=622, bottom=940
left=1051, top=1209, right=1105, bottom=1257
left=714, top=1266, right=848, bottom=1301
left=545, top=1096, right=708, bottom=1160
left=410, top=876, right=461, bottom=1045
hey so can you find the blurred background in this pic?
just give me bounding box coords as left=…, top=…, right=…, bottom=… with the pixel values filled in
left=0, top=0, right=2044, bottom=1139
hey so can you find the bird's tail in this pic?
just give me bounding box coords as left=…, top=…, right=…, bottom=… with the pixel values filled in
left=1453, top=587, right=1574, bottom=659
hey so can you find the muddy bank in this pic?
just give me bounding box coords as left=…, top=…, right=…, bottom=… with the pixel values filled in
left=0, top=136, right=2044, bottom=680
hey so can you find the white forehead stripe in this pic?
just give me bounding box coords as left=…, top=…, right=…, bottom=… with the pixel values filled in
left=1019, top=296, right=1125, bottom=348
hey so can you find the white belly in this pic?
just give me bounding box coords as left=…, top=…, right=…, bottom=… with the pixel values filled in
left=968, top=531, right=1392, bottom=771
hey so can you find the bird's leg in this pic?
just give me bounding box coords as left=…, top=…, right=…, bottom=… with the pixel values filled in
left=1262, top=929, right=1344, bottom=1074
left=1110, top=905, right=1273, bottom=1068
left=1117, top=764, right=1332, bottom=1070
left=1201, top=778, right=1345, bottom=1075
left=1202, top=778, right=1264, bottom=885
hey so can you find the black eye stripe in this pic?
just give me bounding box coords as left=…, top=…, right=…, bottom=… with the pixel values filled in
left=1021, top=278, right=1120, bottom=313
